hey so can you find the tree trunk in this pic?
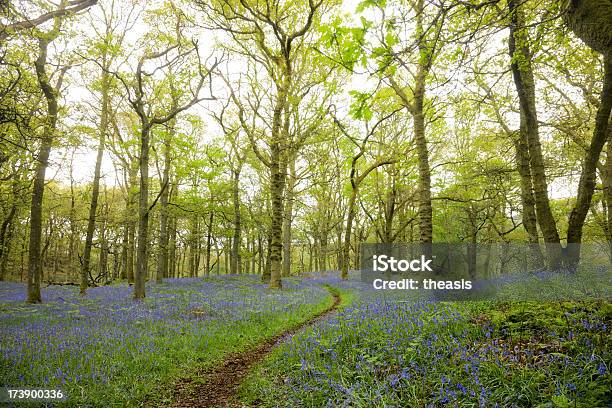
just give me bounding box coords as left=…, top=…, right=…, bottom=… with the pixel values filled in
left=413, top=80, right=433, bottom=246
left=513, top=136, right=540, bottom=244
left=387, top=0, right=433, bottom=251
left=191, top=216, right=199, bottom=277
left=28, top=38, right=58, bottom=303
left=383, top=182, right=397, bottom=243
left=267, top=65, right=291, bottom=289
left=282, top=160, right=296, bottom=277
left=336, top=225, right=343, bottom=271
left=513, top=106, right=545, bottom=268
left=126, top=164, right=138, bottom=284
left=205, top=212, right=212, bottom=275
left=607, top=134, right=612, bottom=262
left=269, top=142, right=285, bottom=288
left=168, top=186, right=178, bottom=278
left=566, top=55, right=612, bottom=263
left=308, top=238, right=313, bottom=272
left=414, top=0, right=433, bottom=248
left=319, top=233, right=327, bottom=271
left=41, top=218, right=54, bottom=280
left=508, top=0, right=563, bottom=268
left=341, top=190, right=357, bottom=279
left=99, top=209, right=108, bottom=283
left=466, top=206, right=478, bottom=278
left=134, top=124, right=151, bottom=299
left=257, top=233, right=263, bottom=276
left=250, top=234, right=256, bottom=274
left=156, top=122, right=173, bottom=283
left=563, top=0, right=612, bottom=57
left=81, top=68, right=110, bottom=295
left=224, top=236, right=230, bottom=273
left=262, top=231, right=272, bottom=282
left=0, top=203, right=17, bottom=281
left=68, top=155, right=77, bottom=282
left=268, top=140, right=286, bottom=288
left=230, top=168, right=242, bottom=274
left=120, top=220, right=129, bottom=280
left=0, top=219, right=15, bottom=281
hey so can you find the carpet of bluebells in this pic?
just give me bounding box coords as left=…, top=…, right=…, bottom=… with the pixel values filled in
left=0, top=276, right=332, bottom=406
left=241, top=275, right=611, bottom=407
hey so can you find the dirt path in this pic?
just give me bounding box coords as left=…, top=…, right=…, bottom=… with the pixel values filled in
left=169, top=289, right=341, bottom=408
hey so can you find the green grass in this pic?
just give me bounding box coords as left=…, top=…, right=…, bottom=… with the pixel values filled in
left=238, top=286, right=356, bottom=407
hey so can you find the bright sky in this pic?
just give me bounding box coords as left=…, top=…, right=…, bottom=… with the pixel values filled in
left=42, top=0, right=578, bottom=200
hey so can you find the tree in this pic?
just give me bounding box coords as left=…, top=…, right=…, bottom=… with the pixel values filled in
left=383, top=0, right=444, bottom=248
left=476, top=77, right=543, bottom=266
left=204, top=0, right=332, bottom=288
left=26, top=14, right=69, bottom=303
left=321, top=0, right=449, bottom=255
left=80, top=0, right=130, bottom=294
left=333, top=106, right=399, bottom=279
left=0, top=0, right=97, bottom=42
left=563, top=0, right=612, bottom=264
left=507, top=0, right=563, bottom=268
left=108, top=4, right=218, bottom=298
left=156, top=105, right=177, bottom=283
left=211, top=102, right=248, bottom=275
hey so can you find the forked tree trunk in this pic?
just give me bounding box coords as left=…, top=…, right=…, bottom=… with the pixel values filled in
left=386, top=0, right=433, bottom=252
left=566, top=61, right=612, bottom=265
left=508, top=0, right=563, bottom=269
left=562, top=0, right=612, bottom=267
left=341, top=159, right=394, bottom=279
left=28, top=38, right=58, bottom=303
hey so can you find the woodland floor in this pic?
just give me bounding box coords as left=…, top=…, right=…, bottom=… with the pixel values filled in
left=0, top=273, right=609, bottom=407
left=237, top=273, right=611, bottom=407
left=168, top=287, right=342, bottom=408
left=0, top=276, right=335, bottom=406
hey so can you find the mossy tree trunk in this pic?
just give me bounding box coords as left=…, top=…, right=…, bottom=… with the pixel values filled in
left=564, top=0, right=612, bottom=266
left=28, top=30, right=63, bottom=303
left=508, top=0, right=563, bottom=269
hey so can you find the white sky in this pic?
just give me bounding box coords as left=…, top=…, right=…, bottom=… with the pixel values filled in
left=41, top=0, right=581, bottom=200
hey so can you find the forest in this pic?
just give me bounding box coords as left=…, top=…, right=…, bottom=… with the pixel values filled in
left=0, top=0, right=611, bottom=407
